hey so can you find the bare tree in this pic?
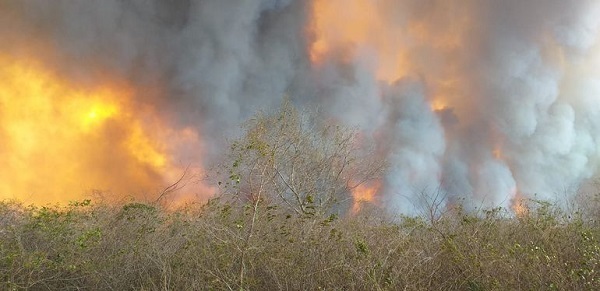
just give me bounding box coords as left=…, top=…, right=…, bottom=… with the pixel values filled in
left=218, top=100, right=385, bottom=217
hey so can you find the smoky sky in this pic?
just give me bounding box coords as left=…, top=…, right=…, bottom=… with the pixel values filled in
left=2, top=0, right=600, bottom=212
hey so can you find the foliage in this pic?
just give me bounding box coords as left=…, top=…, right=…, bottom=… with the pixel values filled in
left=0, top=198, right=600, bottom=290
left=2, top=103, right=600, bottom=290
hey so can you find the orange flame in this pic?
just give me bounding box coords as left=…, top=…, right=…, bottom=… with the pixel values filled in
left=511, top=191, right=529, bottom=218
left=0, top=54, right=204, bottom=204
left=351, top=181, right=380, bottom=214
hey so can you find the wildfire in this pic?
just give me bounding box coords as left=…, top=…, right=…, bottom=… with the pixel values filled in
left=309, top=0, right=474, bottom=132
left=0, top=55, right=199, bottom=204
left=511, top=191, right=529, bottom=218
left=351, top=181, right=380, bottom=214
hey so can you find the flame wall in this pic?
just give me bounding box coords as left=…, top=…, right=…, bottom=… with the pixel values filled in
left=1, top=0, right=600, bottom=212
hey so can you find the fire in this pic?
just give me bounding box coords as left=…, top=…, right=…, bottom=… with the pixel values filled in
left=309, top=0, right=474, bottom=131
left=511, top=191, right=529, bottom=218
left=82, top=102, right=119, bottom=131
left=351, top=181, right=380, bottom=214
left=0, top=55, right=198, bottom=204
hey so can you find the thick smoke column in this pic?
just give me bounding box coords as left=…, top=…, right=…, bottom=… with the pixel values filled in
left=1, top=0, right=600, bottom=212
left=0, top=0, right=307, bottom=203
left=309, top=0, right=600, bottom=212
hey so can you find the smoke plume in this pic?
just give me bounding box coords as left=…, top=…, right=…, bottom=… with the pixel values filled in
left=1, top=0, right=600, bottom=212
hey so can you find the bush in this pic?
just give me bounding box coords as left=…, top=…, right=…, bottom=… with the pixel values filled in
left=217, top=100, right=385, bottom=217
left=0, top=198, right=599, bottom=290
left=2, top=104, right=600, bottom=290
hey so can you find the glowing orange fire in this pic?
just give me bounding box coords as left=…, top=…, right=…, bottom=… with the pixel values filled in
left=351, top=181, right=380, bottom=214
left=511, top=191, right=529, bottom=217
left=0, top=54, right=202, bottom=204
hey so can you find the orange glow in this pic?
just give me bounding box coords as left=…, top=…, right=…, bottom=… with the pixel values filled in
left=492, top=150, right=501, bottom=160
left=430, top=77, right=462, bottom=113
left=309, top=0, right=380, bottom=63
left=309, top=0, right=409, bottom=81
left=0, top=54, right=202, bottom=204
left=492, top=148, right=502, bottom=160
left=430, top=99, right=449, bottom=111
left=511, top=191, right=529, bottom=218
left=309, top=0, right=475, bottom=130
left=309, top=0, right=470, bottom=84
left=351, top=181, right=380, bottom=214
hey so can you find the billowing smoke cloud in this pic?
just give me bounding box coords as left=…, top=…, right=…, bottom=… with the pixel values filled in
left=2, top=0, right=600, bottom=212
left=0, top=0, right=309, bottom=203
left=1, top=0, right=309, bottom=161
left=308, top=0, right=600, bottom=212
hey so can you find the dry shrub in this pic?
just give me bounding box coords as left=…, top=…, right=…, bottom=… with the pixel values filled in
left=2, top=104, right=600, bottom=290
left=0, top=197, right=599, bottom=290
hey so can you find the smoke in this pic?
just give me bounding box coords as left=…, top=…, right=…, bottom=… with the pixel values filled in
left=0, top=0, right=309, bottom=203
left=308, top=0, right=600, bottom=212
left=1, top=0, right=600, bottom=211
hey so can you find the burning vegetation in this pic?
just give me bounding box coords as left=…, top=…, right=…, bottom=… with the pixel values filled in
left=0, top=54, right=204, bottom=204
left=4, top=1, right=600, bottom=289
left=1, top=1, right=600, bottom=218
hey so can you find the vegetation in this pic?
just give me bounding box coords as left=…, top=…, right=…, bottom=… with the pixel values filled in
left=2, top=103, right=600, bottom=290
left=3, top=198, right=600, bottom=290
